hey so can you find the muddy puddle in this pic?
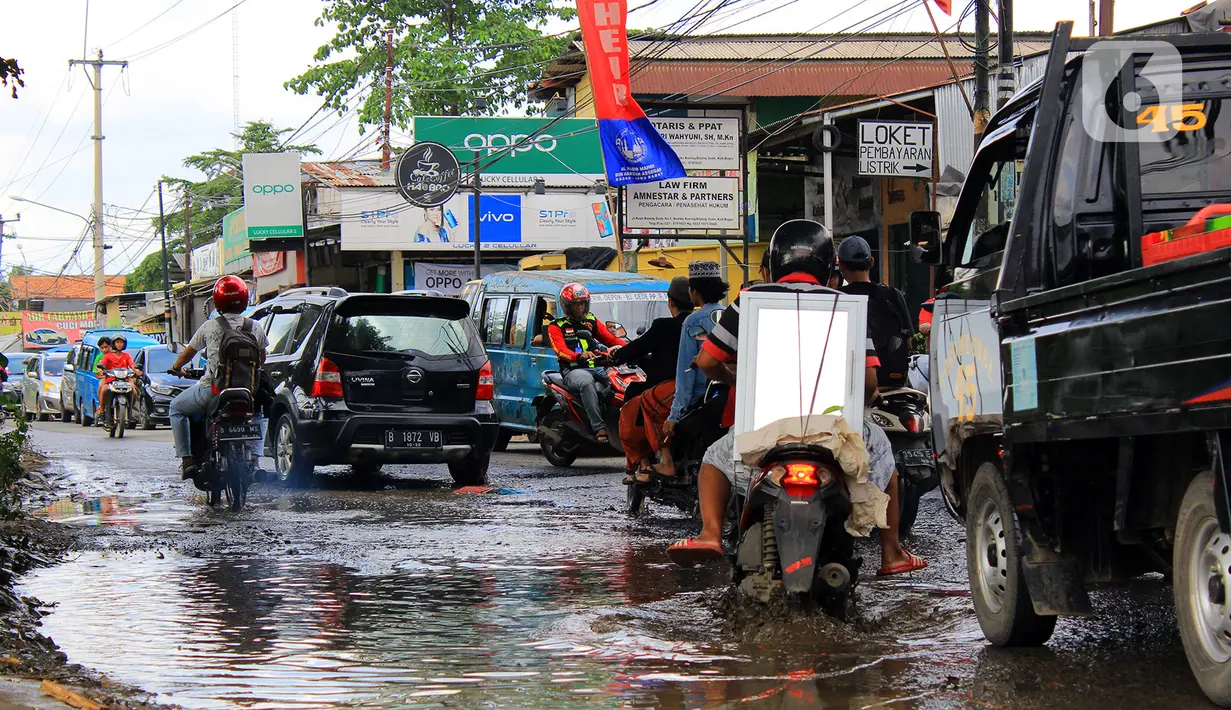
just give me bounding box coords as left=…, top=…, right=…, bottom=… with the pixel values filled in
left=20, top=543, right=982, bottom=709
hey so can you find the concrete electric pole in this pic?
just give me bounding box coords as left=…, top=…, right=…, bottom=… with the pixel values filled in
left=68, top=50, right=127, bottom=308
left=382, top=27, right=404, bottom=292
left=1099, top=0, right=1114, bottom=36
left=0, top=214, right=17, bottom=283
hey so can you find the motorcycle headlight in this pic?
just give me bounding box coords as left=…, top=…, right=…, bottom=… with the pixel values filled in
left=149, top=384, right=174, bottom=396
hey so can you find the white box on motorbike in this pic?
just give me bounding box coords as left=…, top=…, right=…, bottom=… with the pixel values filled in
left=733, top=290, right=868, bottom=460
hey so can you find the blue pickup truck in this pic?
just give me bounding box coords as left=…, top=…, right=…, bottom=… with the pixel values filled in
left=72, top=328, right=161, bottom=426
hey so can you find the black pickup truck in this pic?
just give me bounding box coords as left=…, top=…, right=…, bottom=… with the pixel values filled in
left=912, top=21, right=1231, bottom=706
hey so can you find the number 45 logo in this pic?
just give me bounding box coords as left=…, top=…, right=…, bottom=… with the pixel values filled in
left=952, top=362, right=979, bottom=423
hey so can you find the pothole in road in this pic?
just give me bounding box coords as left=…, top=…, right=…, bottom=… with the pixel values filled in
left=19, top=546, right=984, bottom=709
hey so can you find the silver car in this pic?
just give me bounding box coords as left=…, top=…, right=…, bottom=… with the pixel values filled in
left=21, top=352, right=67, bottom=422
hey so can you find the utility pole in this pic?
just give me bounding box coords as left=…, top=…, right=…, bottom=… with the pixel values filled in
left=473, top=166, right=483, bottom=281
left=183, top=188, right=192, bottom=343
left=382, top=26, right=403, bottom=293
left=1089, top=0, right=1098, bottom=35
left=973, top=0, right=991, bottom=145
left=68, top=50, right=128, bottom=308
left=157, top=182, right=172, bottom=344
left=0, top=214, right=17, bottom=286
left=1099, top=0, right=1114, bottom=36
left=997, top=0, right=1016, bottom=224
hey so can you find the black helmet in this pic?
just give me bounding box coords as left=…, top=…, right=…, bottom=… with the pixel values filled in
left=768, top=219, right=835, bottom=283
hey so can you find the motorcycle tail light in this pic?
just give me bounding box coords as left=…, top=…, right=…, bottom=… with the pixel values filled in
left=311, top=357, right=344, bottom=398
left=767, top=461, right=834, bottom=496
left=903, top=413, right=921, bottom=433
left=476, top=361, right=494, bottom=400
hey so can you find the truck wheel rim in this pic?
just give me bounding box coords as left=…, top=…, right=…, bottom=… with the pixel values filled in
left=974, top=498, right=1008, bottom=614
left=1190, top=516, right=1231, bottom=663
left=275, top=424, right=293, bottom=481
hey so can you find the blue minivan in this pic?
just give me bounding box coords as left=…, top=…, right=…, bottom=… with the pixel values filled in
left=471, top=270, right=670, bottom=448
left=73, top=328, right=161, bottom=426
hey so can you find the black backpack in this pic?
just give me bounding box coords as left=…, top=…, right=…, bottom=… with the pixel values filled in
left=865, top=285, right=913, bottom=388
left=213, top=316, right=262, bottom=392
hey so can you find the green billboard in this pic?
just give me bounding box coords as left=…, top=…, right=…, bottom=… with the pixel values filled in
left=222, top=207, right=249, bottom=263
left=412, top=117, right=604, bottom=186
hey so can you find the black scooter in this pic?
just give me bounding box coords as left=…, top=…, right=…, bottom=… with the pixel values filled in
left=626, top=383, right=728, bottom=517
left=176, top=368, right=263, bottom=512
left=730, top=443, right=860, bottom=616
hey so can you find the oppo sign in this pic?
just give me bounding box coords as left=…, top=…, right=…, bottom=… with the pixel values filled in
left=463, top=132, right=558, bottom=156
left=251, top=183, right=296, bottom=195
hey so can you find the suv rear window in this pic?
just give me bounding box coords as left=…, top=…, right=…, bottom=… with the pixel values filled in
left=326, top=313, right=483, bottom=359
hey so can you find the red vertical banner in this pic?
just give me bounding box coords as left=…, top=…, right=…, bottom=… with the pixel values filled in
left=933, top=0, right=952, bottom=15
left=577, top=0, right=685, bottom=186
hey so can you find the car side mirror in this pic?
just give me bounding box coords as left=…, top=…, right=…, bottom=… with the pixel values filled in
left=64, top=364, right=74, bottom=372
left=606, top=321, right=627, bottom=339
left=909, top=210, right=943, bottom=266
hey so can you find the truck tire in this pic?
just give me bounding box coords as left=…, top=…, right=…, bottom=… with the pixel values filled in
left=1175, top=471, right=1231, bottom=706
left=966, top=461, right=1057, bottom=647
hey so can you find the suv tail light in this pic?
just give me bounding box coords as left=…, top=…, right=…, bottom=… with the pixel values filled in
left=311, top=357, right=344, bottom=398
left=476, top=361, right=494, bottom=400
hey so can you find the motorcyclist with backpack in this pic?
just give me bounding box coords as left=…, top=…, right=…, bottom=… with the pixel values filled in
left=168, top=276, right=269, bottom=479
left=836, top=236, right=913, bottom=390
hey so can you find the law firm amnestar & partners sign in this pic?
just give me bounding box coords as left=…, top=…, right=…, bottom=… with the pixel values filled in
left=242, top=152, right=304, bottom=239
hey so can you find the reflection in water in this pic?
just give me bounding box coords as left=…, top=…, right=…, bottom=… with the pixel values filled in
left=37, top=495, right=194, bottom=528
left=21, top=548, right=980, bottom=709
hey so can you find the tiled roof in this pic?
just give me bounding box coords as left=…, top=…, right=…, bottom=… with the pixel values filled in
left=302, top=161, right=394, bottom=187
left=9, top=274, right=126, bottom=300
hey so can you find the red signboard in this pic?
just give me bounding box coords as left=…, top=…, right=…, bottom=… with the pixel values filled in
left=254, top=251, right=286, bottom=278
left=21, top=311, right=97, bottom=350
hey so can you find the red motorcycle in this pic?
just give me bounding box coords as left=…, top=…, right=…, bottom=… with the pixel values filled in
left=534, top=343, right=645, bottom=468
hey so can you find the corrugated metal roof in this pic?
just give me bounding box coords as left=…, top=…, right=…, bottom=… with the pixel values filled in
left=623, top=34, right=1052, bottom=61
left=302, top=161, right=393, bottom=187
left=632, top=60, right=963, bottom=98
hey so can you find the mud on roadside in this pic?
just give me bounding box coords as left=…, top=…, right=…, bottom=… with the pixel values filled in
left=0, top=450, right=172, bottom=709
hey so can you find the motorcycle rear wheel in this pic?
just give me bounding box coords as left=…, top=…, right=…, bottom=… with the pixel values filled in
left=626, top=482, right=647, bottom=517
left=224, top=460, right=246, bottom=512
left=539, top=412, right=577, bottom=468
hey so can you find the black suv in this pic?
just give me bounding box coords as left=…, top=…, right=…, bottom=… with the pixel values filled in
left=250, top=287, right=498, bottom=486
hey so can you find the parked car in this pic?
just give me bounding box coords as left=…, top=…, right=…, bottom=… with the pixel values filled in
left=22, top=352, right=68, bottom=421
left=73, top=329, right=161, bottom=426
left=1, top=353, right=34, bottom=406
left=131, top=345, right=204, bottom=430
left=471, top=269, right=671, bottom=449
left=58, top=345, right=79, bottom=421
left=248, top=287, right=498, bottom=486
left=25, top=328, right=68, bottom=347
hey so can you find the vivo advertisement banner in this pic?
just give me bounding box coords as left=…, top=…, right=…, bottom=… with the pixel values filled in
left=338, top=189, right=615, bottom=252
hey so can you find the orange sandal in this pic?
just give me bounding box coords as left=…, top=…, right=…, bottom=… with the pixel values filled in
left=666, top=538, right=724, bottom=567
left=877, top=551, right=928, bottom=577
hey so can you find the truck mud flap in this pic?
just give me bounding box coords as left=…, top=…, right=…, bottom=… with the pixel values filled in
left=1020, top=543, right=1094, bottom=616
left=773, top=494, right=828, bottom=594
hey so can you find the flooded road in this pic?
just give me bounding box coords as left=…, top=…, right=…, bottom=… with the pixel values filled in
left=18, top=421, right=1218, bottom=708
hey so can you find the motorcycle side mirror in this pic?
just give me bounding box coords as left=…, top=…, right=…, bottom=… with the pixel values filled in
left=605, top=321, right=627, bottom=339
left=909, top=210, right=943, bottom=266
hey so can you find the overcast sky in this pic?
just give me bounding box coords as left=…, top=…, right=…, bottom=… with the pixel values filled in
left=0, top=0, right=1201, bottom=278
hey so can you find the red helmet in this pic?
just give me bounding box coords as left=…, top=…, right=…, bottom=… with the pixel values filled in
left=560, top=283, right=590, bottom=308
left=213, top=275, right=249, bottom=313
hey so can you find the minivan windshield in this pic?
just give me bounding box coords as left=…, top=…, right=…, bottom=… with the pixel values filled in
left=326, top=314, right=484, bottom=359
left=589, top=293, right=670, bottom=337
left=43, top=358, right=66, bottom=376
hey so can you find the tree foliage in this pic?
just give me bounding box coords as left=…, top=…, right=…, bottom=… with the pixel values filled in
left=286, top=0, right=575, bottom=129
left=0, top=56, right=23, bottom=99
left=125, top=122, right=319, bottom=293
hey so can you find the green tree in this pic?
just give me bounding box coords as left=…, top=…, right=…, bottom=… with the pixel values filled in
left=125, top=121, right=319, bottom=293
left=286, top=0, right=574, bottom=129
left=1, top=56, right=23, bottom=99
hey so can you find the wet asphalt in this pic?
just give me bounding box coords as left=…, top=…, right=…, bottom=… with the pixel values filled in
left=15, top=420, right=1221, bottom=709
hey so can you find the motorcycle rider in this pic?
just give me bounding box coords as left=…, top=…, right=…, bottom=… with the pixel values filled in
left=92, top=336, right=113, bottom=422
left=546, top=283, right=627, bottom=444
left=96, top=334, right=137, bottom=425
left=665, top=220, right=927, bottom=576
left=657, top=261, right=729, bottom=477
left=168, top=276, right=269, bottom=479
left=837, top=236, right=913, bottom=390
left=611, top=276, right=693, bottom=482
